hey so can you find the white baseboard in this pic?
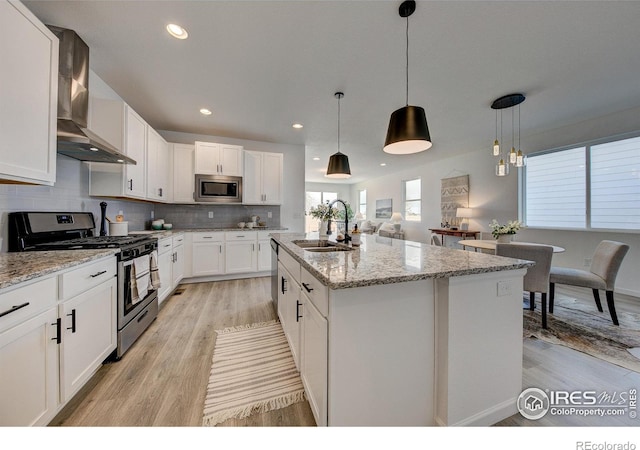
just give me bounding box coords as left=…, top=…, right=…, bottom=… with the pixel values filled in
left=181, top=271, right=271, bottom=284
left=435, top=397, right=519, bottom=426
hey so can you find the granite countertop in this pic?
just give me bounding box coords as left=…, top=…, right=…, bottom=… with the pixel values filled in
left=271, top=232, right=534, bottom=290
left=0, top=249, right=119, bottom=291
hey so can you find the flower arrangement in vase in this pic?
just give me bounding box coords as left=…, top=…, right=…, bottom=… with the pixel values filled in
left=307, top=203, right=339, bottom=236
left=489, top=219, right=522, bottom=242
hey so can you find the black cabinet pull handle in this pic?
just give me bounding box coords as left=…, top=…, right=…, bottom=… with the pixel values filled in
left=90, top=270, right=107, bottom=278
left=296, top=300, right=302, bottom=322
left=281, top=276, right=287, bottom=293
left=302, top=282, right=313, bottom=293
left=0, top=302, right=29, bottom=318
left=52, top=318, right=62, bottom=344
left=128, top=179, right=133, bottom=191
left=67, top=309, right=76, bottom=333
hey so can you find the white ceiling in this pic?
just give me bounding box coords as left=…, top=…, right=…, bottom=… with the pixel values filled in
left=24, top=0, right=640, bottom=184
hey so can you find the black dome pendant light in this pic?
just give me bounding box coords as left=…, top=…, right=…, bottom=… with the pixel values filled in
left=384, top=0, right=432, bottom=155
left=326, top=92, right=351, bottom=179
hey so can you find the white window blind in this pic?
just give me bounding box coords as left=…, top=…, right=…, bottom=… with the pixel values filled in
left=358, top=189, right=367, bottom=218
left=591, top=137, right=640, bottom=230
left=524, top=147, right=586, bottom=228
left=404, top=178, right=421, bottom=222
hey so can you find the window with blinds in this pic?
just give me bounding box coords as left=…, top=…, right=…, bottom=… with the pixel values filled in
left=404, top=178, right=421, bottom=222
left=591, top=137, right=640, bottom=230
left=523, top=135, right=640, bottom=231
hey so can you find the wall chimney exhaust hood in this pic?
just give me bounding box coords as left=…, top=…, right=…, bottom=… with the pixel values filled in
left=48, top=25, right=136, bottom=165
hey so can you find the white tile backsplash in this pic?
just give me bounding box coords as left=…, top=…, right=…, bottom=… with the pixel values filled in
left=1, top=154, right=153, bottom=252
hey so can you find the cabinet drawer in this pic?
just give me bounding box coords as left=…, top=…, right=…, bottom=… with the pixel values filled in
left=279, top=249, right=300, bottom=283
left=191, top=232, right=224, bottom=243
left=158, top=237, right=173, bottom=254
left=58, top=257, right=116, bottom=301
left=0, top=277, right=57, bottom=333
left=301, top=266, right=328, bottom=318
left=172, top=233, right=184, bottom=246
left=225, top=231, right=257, bottom=242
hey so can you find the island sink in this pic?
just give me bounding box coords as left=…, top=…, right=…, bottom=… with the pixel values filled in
left=292, top=239, right=353, bottom=252
left=305, top=247, right=352, bottom=253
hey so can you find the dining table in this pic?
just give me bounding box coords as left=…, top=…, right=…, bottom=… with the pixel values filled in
left=458, top=239, right=565, bottom=254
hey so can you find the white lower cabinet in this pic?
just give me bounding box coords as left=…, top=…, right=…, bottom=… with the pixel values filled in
left=58, top=277, right=117, bottom=403
left=183, top=229, right=283, bottom=281
left=157, top=234, right=185, bottom=304
left=191, top=232, right=225, bottom=277
left=301, top=291, right=328, bottom=427
left=277, top=261, right=302, bottom=371
left=0, top=255, right=117, bottom=426
left=0, top=307, right=59, bottom=426
left=172, top=235, right=185, bottom=286
left=157, top=237, right=174, bottom=304
left=277, top=249, right=328, bottom=426
left=257, top=239, right=272, bottom=272
left=225, top=231, right=258, bottom=274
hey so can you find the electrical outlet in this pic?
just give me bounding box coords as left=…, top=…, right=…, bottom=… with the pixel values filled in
left=267, top=211, right=272, bottom=219
left=150, top=211, right=154, bottom=219
left=497, top=281, right=513, bottom=297
left=208, top=211, right=214, bottom=219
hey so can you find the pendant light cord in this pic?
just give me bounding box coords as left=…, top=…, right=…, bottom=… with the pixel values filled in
left=337, top=95, right=341, bottom=153
left=405, top=14, right=409, bottom=106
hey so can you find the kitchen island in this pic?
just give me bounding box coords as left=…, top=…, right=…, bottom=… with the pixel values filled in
left=270, top=232, right=533, bottom=427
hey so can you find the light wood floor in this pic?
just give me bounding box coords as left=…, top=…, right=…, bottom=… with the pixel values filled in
left=50, top=278, right=640, bottom=427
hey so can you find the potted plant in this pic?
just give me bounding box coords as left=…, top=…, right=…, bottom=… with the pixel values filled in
left=489, top=219, right=522, bottom=243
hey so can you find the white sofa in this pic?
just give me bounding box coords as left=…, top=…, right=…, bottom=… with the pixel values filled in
left=357, top=220, right=405, bottom=240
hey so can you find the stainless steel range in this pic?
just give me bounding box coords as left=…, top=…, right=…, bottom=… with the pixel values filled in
left=8, top=211, right=159, bottom=359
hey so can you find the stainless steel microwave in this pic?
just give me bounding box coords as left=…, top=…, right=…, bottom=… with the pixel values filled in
left=194, top=174, right=243, bottom=203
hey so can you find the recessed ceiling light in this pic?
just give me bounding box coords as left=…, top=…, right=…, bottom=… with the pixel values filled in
left=200, top=108, right=212, bottom=116
left=292, top=123, right=303, bottom=129
left=312, top=157, right=320, bottom=161
left=166, top=23, right=188, bottom=40
left=380, top=163, right=387, bottom=166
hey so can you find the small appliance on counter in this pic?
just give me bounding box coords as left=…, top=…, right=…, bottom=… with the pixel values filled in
left=109, top=221, right=128, bottom=236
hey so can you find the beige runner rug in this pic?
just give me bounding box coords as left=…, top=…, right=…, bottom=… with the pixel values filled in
left=202, top=320, right=305, bottom=426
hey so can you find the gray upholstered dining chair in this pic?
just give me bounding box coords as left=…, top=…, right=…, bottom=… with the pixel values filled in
left=430, top=234, right=442, bottom=246
left=496, top=243, right=554, bottom=329
left=549, top=240, right=629, bottom=326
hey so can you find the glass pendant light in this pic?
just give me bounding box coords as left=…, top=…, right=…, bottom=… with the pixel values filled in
left=326, top=92, right=351, bottom=179
left=383, top=0, right=432, bottom=155
left=496, top=158, right=509, bottom=176
left=491, top=93, right=525, bottom=177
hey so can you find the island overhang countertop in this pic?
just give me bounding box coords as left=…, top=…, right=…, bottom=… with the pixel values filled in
left=270, top=232, right=534, bottom=290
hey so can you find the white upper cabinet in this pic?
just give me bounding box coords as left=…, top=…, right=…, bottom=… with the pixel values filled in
left=0, top=0, right=58, bottom=186
left=124, top=106, right=147, bottom=198
left=146, top=127, right=170, bottom=202
left=171, top=143, right=195, bottom=203
left=243, top=150, right=283, bottom=205
left=194, top=141, right=243, bottom=176
left=88, top=101, right=149, bottom=200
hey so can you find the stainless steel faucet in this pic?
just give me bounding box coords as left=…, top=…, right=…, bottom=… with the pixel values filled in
left=327, top=199, right=351, bottom=242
